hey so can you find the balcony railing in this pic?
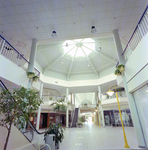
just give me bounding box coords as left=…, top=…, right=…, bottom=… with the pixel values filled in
left=122, top=5, right=148, bottom=61
left=0, top=35, right=40, bottom=76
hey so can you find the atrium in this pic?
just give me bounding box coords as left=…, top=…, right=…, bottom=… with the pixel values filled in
left=0, top=0, right=148, bottom=149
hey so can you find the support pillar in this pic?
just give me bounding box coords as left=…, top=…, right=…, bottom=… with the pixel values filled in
left=36, top=82, right=43, bottom=130
left=28, top=38, right=37, bottom=89
left=113, top=29, right=146, bottom=148
left=66, top=88, right=69, bottom=128
left=98, top=86, right=105, bottom=127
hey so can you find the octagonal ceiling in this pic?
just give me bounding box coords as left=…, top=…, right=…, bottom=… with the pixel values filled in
left=36, top=36, right=118, bottom=80
left=0, top=0, right=147, bottom=99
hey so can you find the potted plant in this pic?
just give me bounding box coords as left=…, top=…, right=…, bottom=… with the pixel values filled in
left=0, top=87, right=43, bottom=150
left=27, top=72, right=35, bottom=79
left=44, top=122, right=65, bottom=149
left=114, top=69, right=121, bottom=76
left=32, top=76, right=39, bottom=82
left=83, top=103, right=87, bottom=107
left=98, top=100, right=101, bottom=104
left=117, top=64, right=125, bottom=72
left=49, top=96, right=53, bottom=100
left=67, top=102, right=70, bottom=106
left=77, top=122, right=83, bottom=128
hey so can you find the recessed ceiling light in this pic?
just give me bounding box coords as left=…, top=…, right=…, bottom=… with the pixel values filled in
left=146, top=90, right=148, bottom=92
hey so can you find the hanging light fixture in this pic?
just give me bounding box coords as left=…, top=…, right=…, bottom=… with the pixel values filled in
left=51, top=31, right=57, bottom=38
left=91, top=26, right=97, bottom=33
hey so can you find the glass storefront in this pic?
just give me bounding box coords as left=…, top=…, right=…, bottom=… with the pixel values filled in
left=104, top=108, right=133, bottom=127
left=133, top=84, right=148, bottom=146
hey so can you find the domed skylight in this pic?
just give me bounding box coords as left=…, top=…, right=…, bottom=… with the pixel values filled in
left=62, top=38, right=96, bottom=59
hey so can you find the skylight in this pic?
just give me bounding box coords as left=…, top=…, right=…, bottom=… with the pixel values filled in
left=62, top=38, right=95, bottom=59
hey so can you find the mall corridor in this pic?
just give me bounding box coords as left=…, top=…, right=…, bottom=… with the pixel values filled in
left=60, top=122, right=145, bottom=150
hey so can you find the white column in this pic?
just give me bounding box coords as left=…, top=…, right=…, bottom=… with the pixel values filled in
left=98, top=86, right=105, bottom=126
left=66, top=88, right=69, bottom=128
left=28, top=38, right=37, bottom=89
left=113, top=29, right=146, bottom=147
left=36, top=82, right=43, bottom=130
left=74, top=93, right=75, bottom=106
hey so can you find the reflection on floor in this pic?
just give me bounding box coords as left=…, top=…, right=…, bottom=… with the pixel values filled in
left=60, top=122, right=144, bottom=150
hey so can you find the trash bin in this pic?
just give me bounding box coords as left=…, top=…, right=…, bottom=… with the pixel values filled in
left=45, top=134, right=55, bottom=150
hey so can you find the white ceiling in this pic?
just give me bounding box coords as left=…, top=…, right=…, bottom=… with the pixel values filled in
left=0, top=0, right=147, bottom=106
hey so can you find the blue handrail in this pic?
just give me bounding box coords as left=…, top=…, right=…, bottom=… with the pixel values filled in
left=116, top=5, right=148, bottom=66
left=0, top=35, right=40, bottom=75
left=0, top=35, right=30, bottom=63
left=122, top=5, right=148, bottom=56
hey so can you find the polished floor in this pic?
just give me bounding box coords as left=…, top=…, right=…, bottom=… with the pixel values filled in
left=59, top=122, right=145, bottom=150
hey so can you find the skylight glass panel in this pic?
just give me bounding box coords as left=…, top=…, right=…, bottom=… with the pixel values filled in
left=62, top=38, right=95, bottom=59
left=75, top=47, right=85, bottom=57
left=83, top=43, right=95, bottom=52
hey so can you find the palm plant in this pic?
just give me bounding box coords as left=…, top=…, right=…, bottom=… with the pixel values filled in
left=50, top=99, right=67, bottom=123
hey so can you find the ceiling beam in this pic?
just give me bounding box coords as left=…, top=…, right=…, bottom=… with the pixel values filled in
left=67, top=48, right=78, bottom=80
left=37, top=51, right=49, bottom=65
left=43, top=46, right=76, bottom=72
left=83, top=45, right=117, bottom=64
left=37, top=43, right=75, bottom=51
left=81, top=47, right=98, bottom=78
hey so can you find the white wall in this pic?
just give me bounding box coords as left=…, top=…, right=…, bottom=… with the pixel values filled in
left=40, top=73, right=116, bottom=88
left=125, top=33, right=148, bottom=92
left=0, top=55, right=40, bottom=91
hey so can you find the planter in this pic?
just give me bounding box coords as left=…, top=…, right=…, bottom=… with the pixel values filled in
left=33, top=76, right=39, bottom=82
left=27, top=72, right=35, bottom=79
left=114, top=69, right=121, bottom=76
left=119, top=66, right=125, bottom=72
left=117, top=64, right=125, bottom=72
left=78, top=124, right=82, bottom=128
left=116, top=73, right=121, bottom=76
left=45, top=134, right=55, bottom=150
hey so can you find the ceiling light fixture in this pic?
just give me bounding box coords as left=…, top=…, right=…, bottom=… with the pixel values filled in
left=66, top=43, right=68, bottom=47
left=51, top=31, right=57, bottom=38
left=91, top=26, right=97, bottom=33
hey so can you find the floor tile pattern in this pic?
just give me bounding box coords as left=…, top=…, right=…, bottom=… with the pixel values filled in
left=59, top=122, right=146, bottom=150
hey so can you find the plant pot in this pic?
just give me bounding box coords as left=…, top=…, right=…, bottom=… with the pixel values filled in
left=119, top=66, right=125, bottom=72
left=78, top=124, right=82, bottom=128
left=28, top=74, right=34, bottom=79
left=27, top=72, right=35, bottom=79
left=33, top=77, right=39, bottom=82
left=116, top=73, right=121, bottom=76
left=45, top=134, right=55, bottom=150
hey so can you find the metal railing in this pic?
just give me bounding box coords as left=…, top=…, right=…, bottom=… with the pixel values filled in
left=42, top=95, right=65, bottom=102
left=0, top=35, right=40, bottom=76
left=122, top=5, right=148, bottom=61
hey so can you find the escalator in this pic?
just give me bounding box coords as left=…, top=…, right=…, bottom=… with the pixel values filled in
left=71, top=108, right=79, bottom=127
left=0, top=80, right=46, bottom=149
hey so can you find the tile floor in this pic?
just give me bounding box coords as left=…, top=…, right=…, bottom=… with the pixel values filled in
left=59, top=122, right=146, bottom=150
